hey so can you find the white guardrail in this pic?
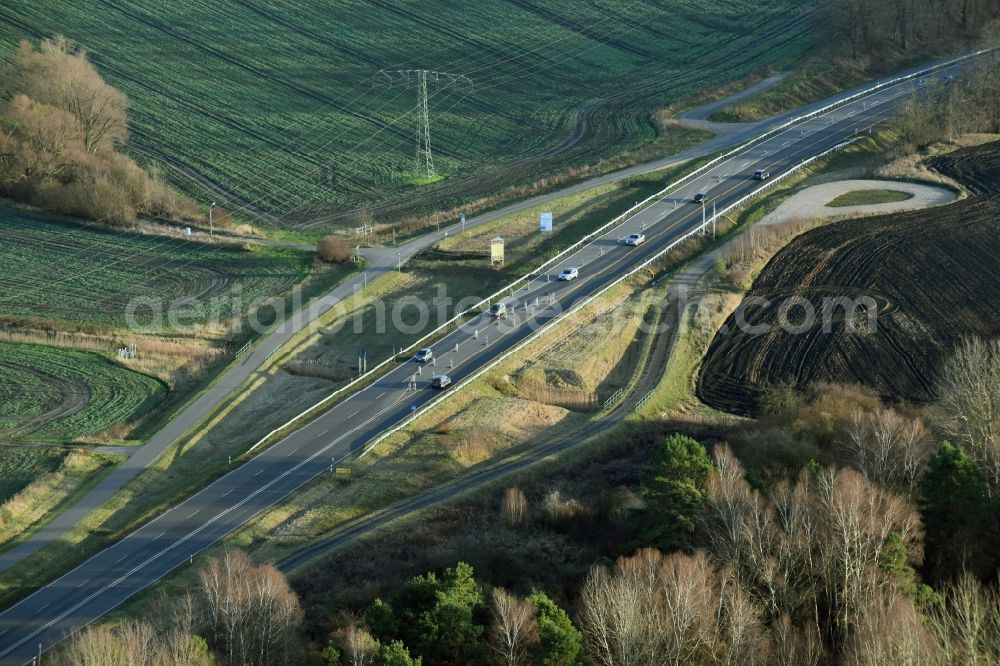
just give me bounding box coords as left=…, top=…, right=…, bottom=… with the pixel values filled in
left=356, top=138, right=858, bottom=456
left=248, top=46, right=996, bottom=455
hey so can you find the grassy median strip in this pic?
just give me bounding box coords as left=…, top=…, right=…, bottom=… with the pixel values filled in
left=826, top=188, right=914, bottom=207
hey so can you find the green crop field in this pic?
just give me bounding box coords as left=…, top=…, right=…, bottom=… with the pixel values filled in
left=0, top=204, right=311, bottom=331
left=0, top=343, right=167, bottom=442
left=0, top=448, right=66, bottom=502
left=0, top=0, right=818, bottom=230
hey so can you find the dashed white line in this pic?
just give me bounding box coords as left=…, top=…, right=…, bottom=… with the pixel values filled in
left=254, top=469, right=265, bottom=476
left=222, top=489, right=234, bottom=497
left=0, top=71, right=945, bottom=660
left=77, top=579, right=89, bottom=588
left=186, top=509, right=200, bottom=519
left=114, top=555, right=127, bottom=565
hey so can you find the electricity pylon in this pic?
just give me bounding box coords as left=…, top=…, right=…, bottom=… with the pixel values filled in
left=379, top=69, right=472, bottom=179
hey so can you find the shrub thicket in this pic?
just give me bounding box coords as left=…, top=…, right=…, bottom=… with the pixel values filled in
left=0, top=36, right=200, bottom=225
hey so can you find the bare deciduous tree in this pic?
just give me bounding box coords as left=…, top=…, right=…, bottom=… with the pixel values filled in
left=718, top=571, right=771, bottom=665
left=580, top=548, right=768, bottom=666
left=771, top=614, right=823, bottom=666
left=501, top=486, right=528, bottom=525
left=11, top=36, right=128, bottom=154
left=822, top=0, right=1000, bottom=60
left=0, top=36, right=198, bottom=224
left=927, top=573, right=1000, bottom=663
left=58, top=624, right=131, bottom=666
left=844, top=588, right=942, bottom=664
left=331, top=614, right=379, bottom=666
left=56, top=616, right=213, bottom=666
left=933, top=336, right=1000, bottom=488
left=199, top=549, right=303, bottom=666
left=316, top=235, right=353, bottom=263
left=490, top=587, right=538, bottom=666
left=819, top=467, right=923, bottom=641
left=841, top=406, right=932, bottom=494
left=705, top=447, right=923, bottom=651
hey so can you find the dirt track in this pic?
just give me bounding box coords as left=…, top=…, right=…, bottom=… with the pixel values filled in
left=697, top=141, right=1000, bottom=415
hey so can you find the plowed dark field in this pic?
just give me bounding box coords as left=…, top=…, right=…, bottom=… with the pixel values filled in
left=697, top=141, right=1000, bottom=416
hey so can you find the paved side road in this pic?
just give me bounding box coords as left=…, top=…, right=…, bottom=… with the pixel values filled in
left=759, top=178, right=958, bottom=226
left=0, top=53, right=972, bottom=662
left=677, top=71, right=790, bottom=135
left=0, top=64, right=786, bottom=575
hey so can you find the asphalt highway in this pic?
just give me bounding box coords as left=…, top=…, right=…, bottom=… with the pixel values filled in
left=0, top=59, right=974, bottom=664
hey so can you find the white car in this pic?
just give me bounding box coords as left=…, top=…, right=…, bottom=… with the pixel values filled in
left=625, top=233, right=645, bottom=246
left=414, top=348, right=433, bottom=363
left=557, top=267, right=579, bottom=281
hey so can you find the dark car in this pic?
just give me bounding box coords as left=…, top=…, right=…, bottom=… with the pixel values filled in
left=754, top=169, right=770, bottom=181
left=693, top=192, right=706, bottom=203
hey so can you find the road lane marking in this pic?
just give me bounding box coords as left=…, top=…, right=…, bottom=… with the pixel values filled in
left=0, top=72, right=934, bottom=661
left=222, top=489, right=233, bottom=497
left=186, top=510, right=200, bottom=519
left=77, top=579, right=89, bottom=588
left=254, top=469, right=265, bottom=476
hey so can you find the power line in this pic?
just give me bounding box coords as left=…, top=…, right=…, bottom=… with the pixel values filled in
left=378, top=69, right=473, bottom=179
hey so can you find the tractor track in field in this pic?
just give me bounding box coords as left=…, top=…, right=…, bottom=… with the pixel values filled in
left=92, top=0, right=427, bottom=153
left=0, top=11, right=315, bottom=165
left=0, top=362, right=90, bottom=441
left=501, top=0, right=658, bottom=59
left=0, top=3, right=814, bottom=228
left=126, top=141, right=279, bottom=222
left=295, top=8, right=817, bottom=227
left=697, top=141, right=1000, bottom=415
left=224, top=0, right=532, bottom=128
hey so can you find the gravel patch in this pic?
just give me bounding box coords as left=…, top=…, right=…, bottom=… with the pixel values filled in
left=760, top=179, right=957, bottom=226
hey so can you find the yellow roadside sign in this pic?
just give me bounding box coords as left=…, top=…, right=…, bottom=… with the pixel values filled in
left=490, top=237, right=504, bottom=265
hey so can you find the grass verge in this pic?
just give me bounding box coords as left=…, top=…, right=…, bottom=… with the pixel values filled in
left=826, top=189, right=914, bottom=207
